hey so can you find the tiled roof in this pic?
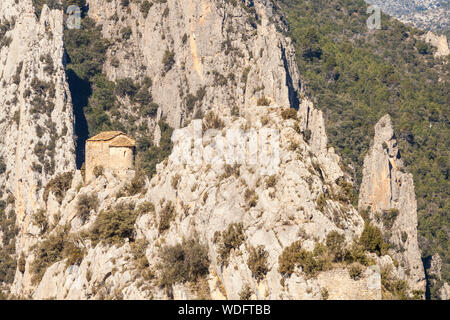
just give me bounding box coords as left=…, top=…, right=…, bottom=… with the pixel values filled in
left=109, top=135, right=136, bottom=147
left=87, top=131, right=125, bottom=141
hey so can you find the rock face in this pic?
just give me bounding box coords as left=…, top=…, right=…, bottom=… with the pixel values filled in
left=427, top=253, right=450, bottom=300
left=421, top=31, right=450, bottom=58
left=358, top=114, right=426, bottom=293
left=86, top=0, right=302, bottom=130
left=25, top=105, right=387, bottom=300
left=0, top=1, right=75, bottom=293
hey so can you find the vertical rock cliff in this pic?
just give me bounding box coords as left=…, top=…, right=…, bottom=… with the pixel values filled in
left=0, top=1, right=75, bottom=295
left=359, top=114, right=426, bottom=293
left=84, top=0, right=301, bottom=129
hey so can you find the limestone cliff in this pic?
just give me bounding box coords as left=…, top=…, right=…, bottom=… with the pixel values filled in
left=20, top=105, right=385, bottom=300
left=358, top=115, right=426, bottom=293
left=0, top=0, right=427, bottom=300
left=0, top=0, right=75, bottom=293
left=86, top=0, right=301, bottom=130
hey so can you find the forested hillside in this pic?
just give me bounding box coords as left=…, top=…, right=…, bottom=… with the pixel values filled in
left=278, top=0, right=449, bottom=298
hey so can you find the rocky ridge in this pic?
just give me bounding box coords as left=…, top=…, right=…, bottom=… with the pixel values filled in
left=358, top=115, right=426, bottom=294
left=0, top=0, right=428, bottom=300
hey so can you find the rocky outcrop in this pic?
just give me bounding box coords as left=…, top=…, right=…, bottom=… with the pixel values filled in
left=359, top=114, right=426, bottom=293
left=427, top=253, right=450, bottom=300
left=24, top=105, right=388, bottom=300
left=421, top=31, right=450, bottom=58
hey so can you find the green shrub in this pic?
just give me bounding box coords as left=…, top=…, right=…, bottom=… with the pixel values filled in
left=278, top=241, right=331, bottom=277
left=63, top=241, right=86, bottom=267
left=335, top=178, right=357, bottom=206
left=158, top=238, right=210, bottom=288
left=241, top=67, right=251, bottom=84
left=257, top=96, right=270, bottom=106
left=0, top=205, right=18, bottom=284
left=171, top=174, right=181, bottom=189
left=382, top=208, right=399, bottom=230
left=118, top=173, right=146, bottom=197
left=220, top=164, right=240, bottom=179
left=348, top=262, right=364, bottom=280
left=202, top=111, right=225, bottom=132
left=303, top=129, right=312, bottom=142
left=344, top=241, right=372, bottom=266
left=381, top=265, right=410, bottom=299
left=359, top=223, right=387, bottom=256
left=32, top=209, right=48, bottom=234
left=76, top=193, right=98, bottom=223
left=158, top=201, right=175, bottom=234
left=131, top=239, right=154, bottom=281
left=265, top=175, right=277, bottom=188
left=136, top=201, right=155, bottom=216
left=0, top=156, right=6, bottom=174
left=320, top=287, right=329, bottom=300
left=239, top=283, right=253, bottom=300
left=87, top=202, right=138, bottom=245
left=217, top=223, right=245, bottom=266
left=140, top=1, right=152, bottom=18
left=43, top=172, right=73, bottom=203
left=247, top=245, right=269, bottom=281
left=0, top=250, right=16, bottom=284
left=162, top=49, right=175, bottom=73
left=316, top=193, right=327, bottom=212
left=135, top=121, right=173, bottom=178
left=115, top=78, right=137, bottom=97
left=93, top=165, right=104, bottom=178
left=281, top=108, right=297, bottom=120
left=244, top=188, right=258, bottom=207
left=401, top=231, right=408, bottom=243
left=278, top=241, right=307, bottom=276
left=133, top=85, right=152, bottom=106
left=18, top=253, right=26, bottom=274
left=30, top=227, right=84, bottom=284
left=141, top=102, right=159, bottom=117
left=326, top=231, right=345, bottom=262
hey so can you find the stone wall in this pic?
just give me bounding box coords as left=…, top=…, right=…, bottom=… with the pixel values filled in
left=85, top=141, right=134, bottom=182
left=85, top=140, right=109, bottom=182
left=109, top=146, right=134, bottom=172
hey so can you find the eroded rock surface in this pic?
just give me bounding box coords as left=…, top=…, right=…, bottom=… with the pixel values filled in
left=359, top=114, right=426, bottom=293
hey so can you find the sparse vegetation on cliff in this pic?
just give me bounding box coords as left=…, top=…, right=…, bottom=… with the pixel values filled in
left=247, top=245, right=269, bottom=281
left=158, top=238, right=210, bottom=288
left=43, top=172, right=74, bottom=203
left=0, top=203, right=18, bottom=284
left=215, top=223, right=245, bottom=267
left=359, top=223, right=388, bottom=256
left=86, top=202, right=138, bottom=246
left=76, top=193, right=99, bottom=223
left=280, top=0, right=449, bottom=286
left=30, top=226, right=85, bottom=285
left=158, top=201, right=175, bottom=234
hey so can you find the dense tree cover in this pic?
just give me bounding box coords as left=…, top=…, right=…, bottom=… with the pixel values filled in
left=279, top=0, right=449, bottom=294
